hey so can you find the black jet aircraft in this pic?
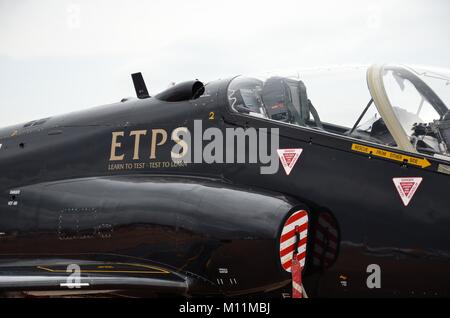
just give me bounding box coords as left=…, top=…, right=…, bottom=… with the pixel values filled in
left=0, top=64, right=449, bottom=297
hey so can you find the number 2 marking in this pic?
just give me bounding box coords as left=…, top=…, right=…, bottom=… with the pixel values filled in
left=209, top=112, right=215, bottom=120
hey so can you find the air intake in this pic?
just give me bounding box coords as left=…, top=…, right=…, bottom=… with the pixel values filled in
left=155, top=80, right=204, bottom=102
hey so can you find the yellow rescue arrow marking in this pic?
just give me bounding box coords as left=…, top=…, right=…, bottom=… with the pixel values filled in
left=351, top=143, right=431, bottom=168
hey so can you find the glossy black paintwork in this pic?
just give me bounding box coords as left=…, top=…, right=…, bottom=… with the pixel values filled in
left=0, top=77, right=449, bottom=297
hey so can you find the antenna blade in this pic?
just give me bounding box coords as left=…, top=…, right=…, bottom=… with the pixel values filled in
left=131, top=72, right=150, bottom=99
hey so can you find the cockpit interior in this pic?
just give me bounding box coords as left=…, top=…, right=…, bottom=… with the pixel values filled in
left=228, top=64, right=450, bottom=159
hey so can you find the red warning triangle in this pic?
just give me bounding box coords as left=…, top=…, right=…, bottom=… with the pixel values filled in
left=277, top=148, right=303, bottom=175
left=392, top=177, right=423, bottom=206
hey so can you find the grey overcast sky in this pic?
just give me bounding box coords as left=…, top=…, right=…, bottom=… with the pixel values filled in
left=0, top=0, right=449, bottom=127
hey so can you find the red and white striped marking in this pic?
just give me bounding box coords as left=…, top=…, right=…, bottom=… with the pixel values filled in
left=291, top=256, right=303, bottom=298
left=312, top=212, right=338, bottom=268
left=279, top=210, right=308, bottom=272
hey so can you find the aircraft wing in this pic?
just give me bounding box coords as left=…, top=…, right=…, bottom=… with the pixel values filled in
left=0, top=258, right=193, bottom=296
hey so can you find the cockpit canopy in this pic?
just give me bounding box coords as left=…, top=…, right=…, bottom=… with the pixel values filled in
left=228, top=64, right=450, bottom=159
